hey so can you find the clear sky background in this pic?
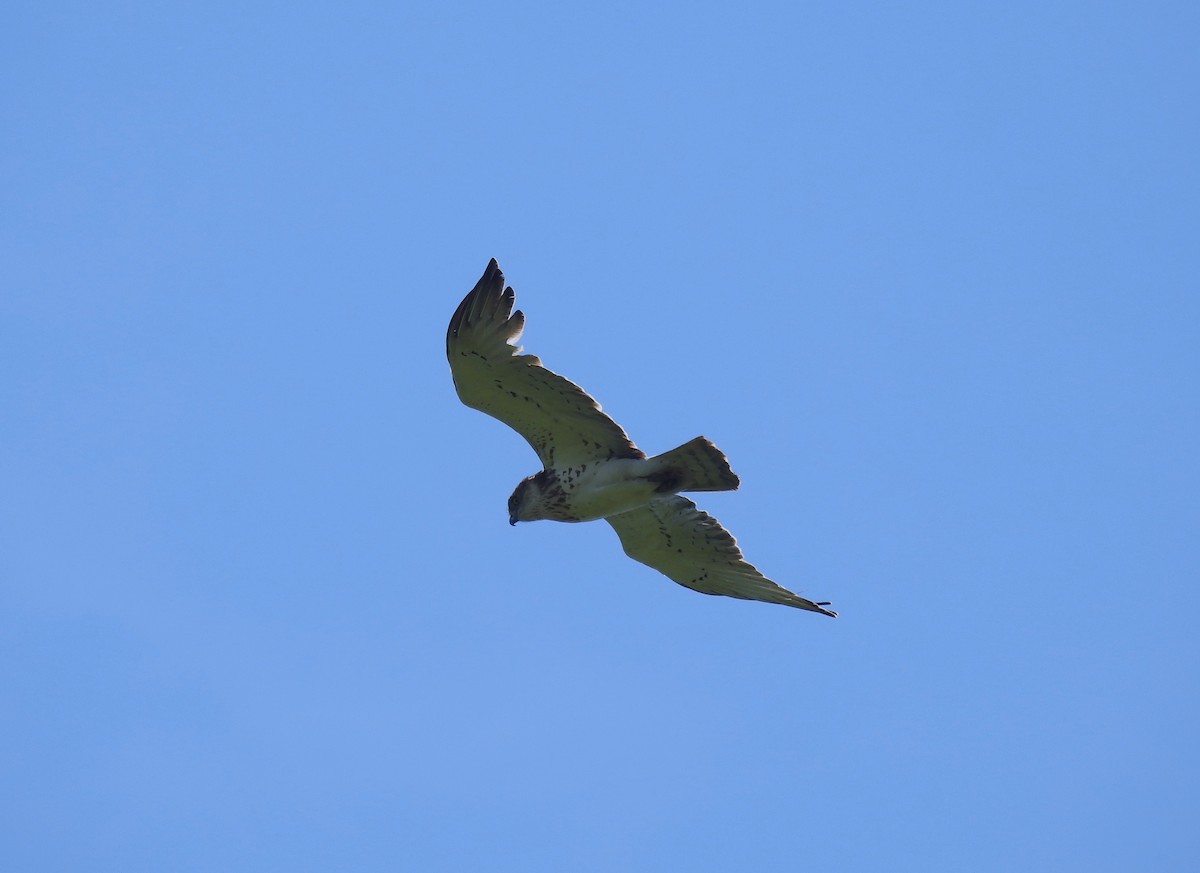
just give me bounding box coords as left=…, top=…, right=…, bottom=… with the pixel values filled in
left=3, top=2, right=1197, bottom=871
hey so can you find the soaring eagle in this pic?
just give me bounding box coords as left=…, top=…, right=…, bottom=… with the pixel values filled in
left=446, top=259, right=835, bottom=616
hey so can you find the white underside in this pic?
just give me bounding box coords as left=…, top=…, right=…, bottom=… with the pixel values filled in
left=559, top=458, right=661, bottom=521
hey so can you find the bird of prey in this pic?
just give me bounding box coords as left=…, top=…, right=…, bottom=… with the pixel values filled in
left=446, top=259, right=835, bottom=616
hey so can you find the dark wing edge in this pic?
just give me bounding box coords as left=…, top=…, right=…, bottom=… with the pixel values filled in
left=446, top=258, right=523, bottom=360
left=606, top=496, right=837, bottom=617
left=446, top=259, right=644, bottom=467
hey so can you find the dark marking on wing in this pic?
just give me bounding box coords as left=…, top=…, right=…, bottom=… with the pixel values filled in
left=605, top=496, right=836, bottom=616
left=447, top=259, right=644, bottom=469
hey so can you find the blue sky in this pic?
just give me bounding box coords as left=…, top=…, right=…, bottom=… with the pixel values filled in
left=3, top=2, right=1198, bottom=870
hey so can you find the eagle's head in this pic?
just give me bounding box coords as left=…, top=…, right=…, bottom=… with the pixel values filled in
left=507, top=476, right=538, bottom=525
left=508, top=470, right=568, bottom=524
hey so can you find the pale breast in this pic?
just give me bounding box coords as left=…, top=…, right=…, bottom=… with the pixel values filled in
left=550, top=458, right=660, bottom=522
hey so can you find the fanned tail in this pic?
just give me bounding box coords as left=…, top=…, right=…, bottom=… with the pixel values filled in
left=649, top=437, right=740, bottom=493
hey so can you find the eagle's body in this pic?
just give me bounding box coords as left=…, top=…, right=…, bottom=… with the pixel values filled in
left=510, top=461, right=659, bottom=524
left=446, top=259, right=835, bottom=616
left=508, top=438, right=737, bottom=523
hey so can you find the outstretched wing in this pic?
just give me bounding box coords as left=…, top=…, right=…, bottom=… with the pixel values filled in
left=606, top=496, right=836, bottom=616
left=447, top=259, right=644, bottom=468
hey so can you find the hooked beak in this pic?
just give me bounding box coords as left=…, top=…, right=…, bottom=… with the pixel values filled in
left=508, top=514, right=518, bottom=526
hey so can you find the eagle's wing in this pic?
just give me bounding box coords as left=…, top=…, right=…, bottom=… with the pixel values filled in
left=447, top=259, right=644, bottom=468
left=606, top=496, right=836, bottom=616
